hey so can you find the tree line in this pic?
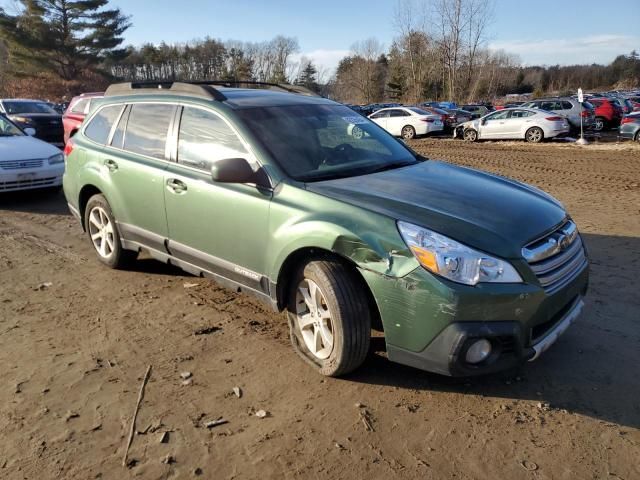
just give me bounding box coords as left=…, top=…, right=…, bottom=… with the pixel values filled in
left=1, top=0, right=638, bottom=103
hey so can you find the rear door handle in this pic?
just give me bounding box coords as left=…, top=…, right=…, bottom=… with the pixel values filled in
left=166, top=178, right=187, bottom=194
left=104, top=159, right=118, bottom=172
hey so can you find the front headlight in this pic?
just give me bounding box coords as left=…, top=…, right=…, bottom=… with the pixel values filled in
left=48, top=153, right=64, bottom=164
left=12, top=116, right=34, bottom=125
left=397, top=221, right=523, bottom=286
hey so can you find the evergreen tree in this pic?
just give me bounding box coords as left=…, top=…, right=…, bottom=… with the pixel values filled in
left=295, top=60, right=318, bottom=92
left=0, top=0, right=130, bottom=80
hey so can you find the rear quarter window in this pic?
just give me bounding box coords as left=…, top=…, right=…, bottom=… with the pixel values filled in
left=84, top=105, right=123, bottom=145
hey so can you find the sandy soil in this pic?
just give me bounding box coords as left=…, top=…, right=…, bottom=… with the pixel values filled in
left=1, top=139, right=639, bottom=479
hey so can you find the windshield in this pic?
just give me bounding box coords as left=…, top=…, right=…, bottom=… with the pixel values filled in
left=0, top=115, right=25, bottom=136
left=236, top=104, right=419, bottom=182
left=3, top=101, right=57, bottom=114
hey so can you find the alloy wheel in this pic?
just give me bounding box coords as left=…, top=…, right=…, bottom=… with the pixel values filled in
left=295, top=278, right=334, bottom=360
left=88, top=206, right=115, bottom=259
left=527, top=128, right=543, bottom=143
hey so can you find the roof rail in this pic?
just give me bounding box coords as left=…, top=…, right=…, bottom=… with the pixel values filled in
left=104, top=80, right=322, bottom=101
left=104, top=82, right=226, bottom=101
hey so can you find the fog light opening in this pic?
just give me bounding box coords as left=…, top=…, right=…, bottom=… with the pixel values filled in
left=465, top=339, right=492, bottom=364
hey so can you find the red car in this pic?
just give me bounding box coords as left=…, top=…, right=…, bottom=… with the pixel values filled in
left=588, top=97, right=623, bottom=131
left=62, top=92, right=104, bottom=144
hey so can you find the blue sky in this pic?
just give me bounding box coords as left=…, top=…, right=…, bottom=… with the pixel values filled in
left=2, top=0, right=639, bottom=73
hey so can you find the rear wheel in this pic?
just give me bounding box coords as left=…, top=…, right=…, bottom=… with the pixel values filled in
left=84, top=194, right=137, bottom=269
left=525, top=127, right=544, bottom=143
left=287, top=259, right=371, bottom=377
left=594, top=117, right=605, bottom=131
left=463, top=129, right=478, bottom=142
left=401, top=125, right=416, bottom=140
left=634, top=130, right=640, bottom=142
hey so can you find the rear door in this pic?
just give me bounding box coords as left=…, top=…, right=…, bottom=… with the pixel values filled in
left=386, top=109, right=411, bottom=136
left=369, top=109, right=389, bottom=131
left=88, top=102, right=175, bottom=251
left=163, top=105, right=271, bottom=290
left=505, top=109, right=536, bottom=137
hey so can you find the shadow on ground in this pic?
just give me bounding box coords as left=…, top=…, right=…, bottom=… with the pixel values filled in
left=0, top=188, right=70, bottom=216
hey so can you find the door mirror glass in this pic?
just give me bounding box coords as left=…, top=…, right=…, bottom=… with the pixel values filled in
left=24, top=127, right=36, bottom=136
left=211, top=157, right=269, bottom=187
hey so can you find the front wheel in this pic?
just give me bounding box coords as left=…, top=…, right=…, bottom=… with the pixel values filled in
left=463, top=129, right=478, bottom=142
left=287, top=259, right=371, bottom=377
left=401, top=125, right=416, bottom=140
left=84, top=194, right=137, bottom=269
left=525, top=127, right=544, bottom=143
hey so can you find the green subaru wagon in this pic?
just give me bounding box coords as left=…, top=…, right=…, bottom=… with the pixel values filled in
left=63, top=82, right=589, bottom=377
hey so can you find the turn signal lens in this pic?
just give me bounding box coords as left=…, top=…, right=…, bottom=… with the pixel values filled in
left=63, top=139, right=74, bottom=157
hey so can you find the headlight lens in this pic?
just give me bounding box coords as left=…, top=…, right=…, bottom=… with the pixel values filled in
left=48, top=153, right=64, bottom=164
left=12, top=116, right=34, bottom=124
left=397, top=221, right=523, bottom=286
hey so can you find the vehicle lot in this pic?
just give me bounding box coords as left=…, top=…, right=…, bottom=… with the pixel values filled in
left=1, top=140, right=639, bottom=479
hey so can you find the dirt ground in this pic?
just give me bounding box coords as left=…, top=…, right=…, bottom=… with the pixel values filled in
left=1, top=138, right=639, bottom=480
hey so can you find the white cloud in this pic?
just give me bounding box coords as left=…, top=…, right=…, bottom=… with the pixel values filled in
left=489, top=34, right=640, bottom=66
left=290, top=49, right=351, bottom=79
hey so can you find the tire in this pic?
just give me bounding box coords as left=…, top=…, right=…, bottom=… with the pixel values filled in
left=84, top=194, right=137, bottom=269
left=463, top=129, right=478, bottom=142
left=525, top=127, right=544, bottom=143
left=594, top=117, right=605, bottom=132
left=401, top=125, right=416, bottom=140
left=634, top=130, right=640, bottom=142
left=287, top=259, right=371, bottom=377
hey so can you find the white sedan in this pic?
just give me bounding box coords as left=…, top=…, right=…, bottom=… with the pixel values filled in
left=368, top=107, right=444, bottom=139
left=455, top=108, right=570, bottom=143
left=0, top=115, right=65, bottom=192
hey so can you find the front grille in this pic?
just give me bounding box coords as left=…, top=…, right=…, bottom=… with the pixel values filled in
left=0, top=176, right=57, bottom=191
left=0, top=159, right=44, bottom=170
left=523, top=221, right=588, bottom=295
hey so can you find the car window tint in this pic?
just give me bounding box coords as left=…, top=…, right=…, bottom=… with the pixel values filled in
left=71, top=98, right=89, bottom=114
left=110, top=105, right=129, bottom=149
left=84, top=105, right=123, bottom=145
left=178, top=107, right=247, bottom=171
left=388, top=109, right=409, bottom=117
left=123, top=104, right=175, bottom=159
left=487, top=110, right=509, bottom=120
left=370, top=111, right=387, bottom=119
left=510, top=110, right=534, bottom=118
left=561, top=101, right=573, bottom=110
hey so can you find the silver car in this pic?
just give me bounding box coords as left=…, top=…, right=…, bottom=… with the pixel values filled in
left=521, top=97, right=594, bottom=130
left=455, top=108, right=570, bottom=143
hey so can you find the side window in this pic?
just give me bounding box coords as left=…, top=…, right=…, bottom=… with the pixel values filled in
left=541, top=101, right=560, bottom=111
left=388, top=109, right=410, bottom=117
left=510, top=110, right=534, bottom=118
left=84, top=105, right=123, bottom=145
left=370, top=110, right=388, bottom=119
left=561, top=101, right=573, bottom=110
left=71, top=98, right=89, bottom=114
left=486, top=110, right=510, bottom=120
left=123, top=104, right=175, bottom=159
left=177, top=107, right=247, bottom=171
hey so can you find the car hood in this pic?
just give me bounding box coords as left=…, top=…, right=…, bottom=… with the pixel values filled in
left=0, top=135, right=61, bottom=160
left=306, top=161, right=567, bottom=259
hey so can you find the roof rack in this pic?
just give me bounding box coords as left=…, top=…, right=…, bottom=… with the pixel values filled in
left=104, top=80, right=321, bottom=101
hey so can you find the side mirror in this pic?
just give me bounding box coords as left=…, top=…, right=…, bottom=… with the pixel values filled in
left=211, top=157, right=270, bottom=188
left=24, top=127, right=36, bottom=136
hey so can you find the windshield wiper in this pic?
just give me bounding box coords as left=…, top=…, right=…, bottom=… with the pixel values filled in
left=365, top=160, right=418, bottom=175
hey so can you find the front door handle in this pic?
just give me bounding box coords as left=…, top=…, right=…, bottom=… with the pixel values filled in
left=104, top=159, right=118, bottom=172
left=166, top=178, right=187, bottom=194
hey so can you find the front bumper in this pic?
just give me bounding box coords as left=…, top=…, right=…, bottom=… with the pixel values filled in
left=362, top=257, right=589, bottom=376
left=0, top=165, right=64, bottom=192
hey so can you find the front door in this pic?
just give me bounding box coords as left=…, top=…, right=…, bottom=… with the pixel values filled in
left=479, top=110, right=511, bottom=139
left=163, top=105, right=271, bottom=293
